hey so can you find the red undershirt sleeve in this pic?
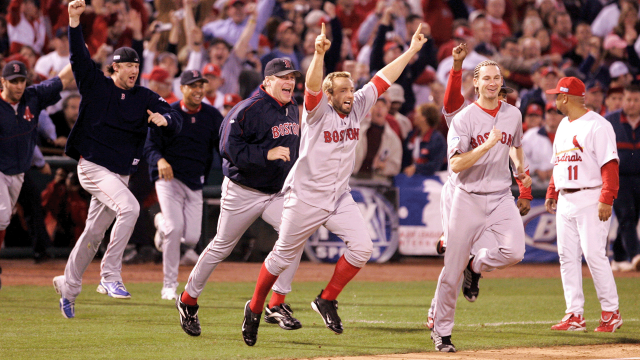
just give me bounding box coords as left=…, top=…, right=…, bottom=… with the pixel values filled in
left=304, top=87, right=323, bottom=112
left=546, top=174, right=559, bottom=201
left=599, top=160, right=619, bottom=205
left=371, top=73, right=391, bottom=97
left=444, top=69, right=465, bottom=114
left=515, top=170, right=533, bottom=200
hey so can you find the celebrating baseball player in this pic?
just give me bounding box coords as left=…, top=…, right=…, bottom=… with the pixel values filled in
left=0, top=60, right=74, bottom=290
left=545, top=77, right=623, bottom=332
left=53, top=0, right=182, bottom=319
left=426, top=44, right=532, bottom=332
left=431, top=59, right=529, bottom=352
left=240, top=23, right=428, bottom=347
left=143, top=70, right=223, bottom=301
left=174, top=57, right=303, bottom=338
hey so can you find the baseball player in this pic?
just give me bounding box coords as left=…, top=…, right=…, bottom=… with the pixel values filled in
left=144, top=70, right=223, bottom=301
left=240, top=23, right=429, bottom=347
left=175, top=57, right=303, bottom=338
left=53, top=0, right=182, bottom=319
left=427, top=44, right=532, bottom=332
left=432, top=59, right=529, bottom=352
left=1, top=60, right=74, bottom=290
left=545, top=77, right=623, bottom=332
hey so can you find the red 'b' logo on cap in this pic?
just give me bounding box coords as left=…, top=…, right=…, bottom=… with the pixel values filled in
left=282, top=59, right=292, bottom=69
left=13, top=64, right=20, bottom=73
left=192, top=70, right=199, bottom=77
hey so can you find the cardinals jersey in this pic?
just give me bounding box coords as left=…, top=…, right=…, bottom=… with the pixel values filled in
left=447, top=101, right=523, bottom=193
left=550, top=111, right=618, bottom=190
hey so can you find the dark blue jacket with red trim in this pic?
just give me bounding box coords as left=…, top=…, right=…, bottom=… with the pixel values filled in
left=219, top=85, right=299, bottom=194
left=401, top=128, right=447, bottom=176
left=605, top=109, right=640, bottom=176
left=65, top=25, right=182, bottom=176
left=144, top=101, right=223, bottom=190
left=0, top=77, right=62, bottom=175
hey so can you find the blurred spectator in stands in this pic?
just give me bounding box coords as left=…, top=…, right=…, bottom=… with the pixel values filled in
left=522, top=102, right=544, bottom=133
left=143, top=66, right=179, bottom=104
left=384, top=84, right=412, bottom=140
left=605, top=86, right=624, bottom=115
left=6, top=0, right=46, bottom=54
left=536, top=0, right=562, bottom=29
left=486, top=0, right=511, bottom=49
left=563, top=22, right=591, bottom=67
left=592, top=0, right=638, bottom=38
left=156, top=52, right=182, bottom=99
left=603, top=34, right=630, bottom=70
left=49, top=93, right=81, bottom=148
left=356, top=0, right=407, bottom=59
left=0, top=17, right=9, bottom=56
left=492, top=37, right=535, bottom=90
left=336, top=0, right=375, bottom=38
left=520, top=64, right=560, bottom=115
left=202, top=63, right=225, bottom=111
left=535, top=27, right=552, bottom=56
left=16, top=46, right=46, bottom=85
left=609, top=61, right=634, bottom=89
left=260, top=20, right=302, bottom=72
left=549, top=11, right=575, bottom=56
left=522, top=102, right=562, bottom=188
left=222, top=93, right=242, bottom=117
left=401, top=103, right=446, bottom=177
left=518, top=14, right=543, bottom=39
left=469, top=10, right=496, bottom=56
left=585, top=80, right=606, bottom=115
left=35, top=28, right=70, bottom=79
left=423, top=0, right=454, bottom=47
left=202, top=0, right=275, bottom=51
left=437, top=20, right=471, bottom=63
left=353, top=98, right=402, bottom=181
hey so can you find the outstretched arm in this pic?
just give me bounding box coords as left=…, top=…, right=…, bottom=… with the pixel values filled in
left=377, top=23, right=428, bottom=84
left=306, top=23, right=331, bottom=94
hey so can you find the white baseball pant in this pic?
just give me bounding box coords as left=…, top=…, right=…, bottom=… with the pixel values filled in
left=434, top=187, right=525, bottom=336
left=155, top=179, right=203, bottom=290
left=185, top=177, right=302, bottom=298
left=556, top=188, right=619, bottom=314
left=63, top=158, right=139, bottom=301
left=264, top=191, right=373, bottom=277
left=0, top=172, right=24, bottom=230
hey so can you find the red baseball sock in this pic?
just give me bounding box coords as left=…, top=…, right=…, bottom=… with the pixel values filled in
left=321, top=255, right=361, bottom=301
left=181, top=291, right=198, bottom=306
left=250, top=263, right=279, bottom=314
left=0, top=230, right=5, bottom=249
left=268, top=292, right=286, bottom=309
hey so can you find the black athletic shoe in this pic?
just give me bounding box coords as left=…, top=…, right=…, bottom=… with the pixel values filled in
left=242, top=300, right=261, bottom=346
left=264, top=303, right=302, bottom=330
left=311, top=290, right=343, bottom=334
left=436, top=234, right=446, bottom=255
left=431, top=330, right=456, bottom=352
left=462, top=256, right=481, bottom=302
left=176, top=293, right=201, bottom=336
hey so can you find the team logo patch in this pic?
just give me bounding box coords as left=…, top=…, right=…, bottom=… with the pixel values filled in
left=114, top=55, right=121, bottom=60
left=191, top=117, right=196, bottom=123
left=13, top=63, right=20, bottom=73
left=572, top=135, right=584, bottom=152
left=23, top=106, right=34, bottom=121
left=282, top=59, right=293, bottom=69
left=121, top=93, right=125, bottom=100
left=132, top=159, right=140, bottom=165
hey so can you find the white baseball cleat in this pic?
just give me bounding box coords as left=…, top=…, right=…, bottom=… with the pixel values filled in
left=161, top=286, right=178, bottom=300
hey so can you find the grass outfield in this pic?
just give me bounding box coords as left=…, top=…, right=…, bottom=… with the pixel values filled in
left=1, top=278, right=638, bottom=360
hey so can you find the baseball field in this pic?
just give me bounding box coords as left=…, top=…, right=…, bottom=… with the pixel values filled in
left=1, top=258, right=639, bottom=360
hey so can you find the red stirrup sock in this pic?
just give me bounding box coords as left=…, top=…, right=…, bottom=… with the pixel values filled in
left=321, top=255, right=361, bottom=301
left=250, top=263, right=279, bottom=314
left=181, top=291, right=198, bottom=306
left=0, top=230, right=5, bottom=249
left=268, top=292, right=286, bottom=309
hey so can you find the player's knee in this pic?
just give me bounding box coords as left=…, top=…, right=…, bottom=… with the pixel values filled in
left=346, top=241, right=373, bottom=267
left=119, top=200, right=140, bottom=219
left=506, top=243, right=525, bottom=263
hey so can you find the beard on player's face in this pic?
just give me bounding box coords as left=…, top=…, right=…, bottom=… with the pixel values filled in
left=328, top=78, right=355, bottom=115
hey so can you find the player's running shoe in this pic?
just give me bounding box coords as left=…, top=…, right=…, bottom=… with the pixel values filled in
left=176, top=293, right=201, bottom=336
left=161, top=286, right=178, bottom=300
left=594, top=310, right=623, bottom=333
left=264, top=303, right=302, bottom=330
left=242, top=300, right=261, bottom=346
left=53, top=275, right=75, bottom=319
left=436, top=233, right=446, bottom=255
left=153, top=212, right=165, bottom=252
left=311, top=290, right=343, bottom=334
left=431, top=330, right=456, bottom=352
left=462, top=256, right=481, bottom=302
left=96, top=280, right=131, bottom=299
left=551, top=313, right=586, bottom=331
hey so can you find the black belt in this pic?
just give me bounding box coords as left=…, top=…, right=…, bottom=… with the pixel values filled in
left=561, top=186, right=601, bottom=194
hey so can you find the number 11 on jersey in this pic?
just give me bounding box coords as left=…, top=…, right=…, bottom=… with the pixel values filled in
left=568, top=165, right=578, bottom=180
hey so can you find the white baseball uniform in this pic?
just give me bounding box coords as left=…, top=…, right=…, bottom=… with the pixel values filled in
left=434, top=101, right=526, bottom=337
left=550, top=111, right=620, bottom=315
left=0, top=173, right=24, bottom=231
left=263, top=76, right=391, bottom=276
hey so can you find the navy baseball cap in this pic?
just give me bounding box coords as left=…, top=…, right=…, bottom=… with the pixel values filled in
left=180, top=70, right=209, bottom=85
left=112, top=47, right=140, bottom=64
left=2, top=61, right=28, bottom=80
left=264, top=58, right=301, bottom=77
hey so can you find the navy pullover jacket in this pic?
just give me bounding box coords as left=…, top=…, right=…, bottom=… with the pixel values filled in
left=144, top=101, right=223, bottom=190
left=605, top=109, right=640, bottom=176
left=219, top=86, right=299, bottom=194
left=1, top=77, right=62, bottom=175
left=65, top=25, right=182, bottom=175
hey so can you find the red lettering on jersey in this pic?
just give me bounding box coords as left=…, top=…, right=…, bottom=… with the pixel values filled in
left=501, top=132, right=507, bottom=144
left=477, top=135, right=485, bottom=145
left=324, top=131, right=332, bottom=143
left=272, top=126, right=281, bottom=138
left=293, top=123, right=299, bottom=136
left=23, top=106, right=34, bottom=121
left=346, top=129, right=353, bottom=140
left=333, top=131, right=339, bottom=143
left=283, top=123, right=291, bottom=135
left=470, top=137, right=478, bottom=148
left=507, top=134, right=513, bottom=146
left=353, top=128, right=359, bottom=140
left=278, top=124, right=284, bottom=136
left=340, top=130, right=345, bottom=141
left=484, top=132, right=490, bottom=139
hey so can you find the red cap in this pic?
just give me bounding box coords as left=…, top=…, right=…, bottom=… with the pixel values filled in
left=453, top=26, right=472, bottom=39
left=202, top=63, right=221, bottom=77
left=223, top=93, right=242, bottom=107
left=384, top=41, right=401, bottom=53
left=526, top=103, right=543, bottom=116
left=277, top=21, right=294, bottom=34
left=545, top=77, right=586, bottom=97
left=142, top=66, right=171, bottom=83
left=539, top=66, right=557, bottom=77
left=228, top=0, right=245, bottom=7
left=546, top=102, right=558, bottom=112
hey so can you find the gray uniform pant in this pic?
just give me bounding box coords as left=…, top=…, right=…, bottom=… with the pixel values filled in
left=0, top=172, right=24, bottom=230
left=64, top=158, right=139, bottom=301
left=434, top=187, right=525, bottom=336
left=185, top=177, right=302, bottom=298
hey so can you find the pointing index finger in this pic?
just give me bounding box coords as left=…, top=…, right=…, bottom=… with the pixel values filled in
left=415, top=23, right=422, bottom=36
left=321, top=22, right=325, bottom=36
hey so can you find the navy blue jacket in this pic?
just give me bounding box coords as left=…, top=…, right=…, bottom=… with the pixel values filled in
left=401, top=128, right=447, bottom=176
left=144, top=101, right=223, bottom=190
left=65, top=25, right=182, bottom=175
left=219, top=86, right=299, bottom=194
left=605, top=109, right=640, bottom=176
left=0, top=77, right=62, bottom=175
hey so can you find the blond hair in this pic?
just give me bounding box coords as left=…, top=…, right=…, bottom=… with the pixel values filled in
left=473, top=60, right=502, bottom=95
left=322, top=71, right=353, bottom=94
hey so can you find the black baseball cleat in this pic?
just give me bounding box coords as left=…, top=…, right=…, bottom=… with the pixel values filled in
left=436, top=234, right=446, bottom=255
left=242, top=300, right=261, bottom=346
left=176, top=293, right=201, bottom=336
left=462, top=256, right=481, bottom=302
left=311, top=290, right=343, bottom=334
left=431, top=330, right=456, bottom=352
left=264, top=303, right=302, bottom=330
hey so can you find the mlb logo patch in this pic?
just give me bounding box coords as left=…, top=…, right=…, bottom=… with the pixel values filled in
left=420, top=148, right=429, bottom=155
left=191, top=117, right=196, bottom=123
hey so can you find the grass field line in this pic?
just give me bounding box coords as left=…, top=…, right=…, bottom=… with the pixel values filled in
left=352, top=318, right=640, bottom=327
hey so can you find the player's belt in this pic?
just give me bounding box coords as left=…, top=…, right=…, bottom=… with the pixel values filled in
left=561, top=186, right=601, bottom=194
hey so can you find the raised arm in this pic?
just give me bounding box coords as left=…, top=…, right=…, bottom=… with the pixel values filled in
left=68, top=0, right=101, bottom=93
left=233, top=8, right=258, bottom=61
left=58, top=64, right=76, bottom=90
left=306, top=23, right=332, bottom=93
left=377, top=23, right=428, bottom=85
